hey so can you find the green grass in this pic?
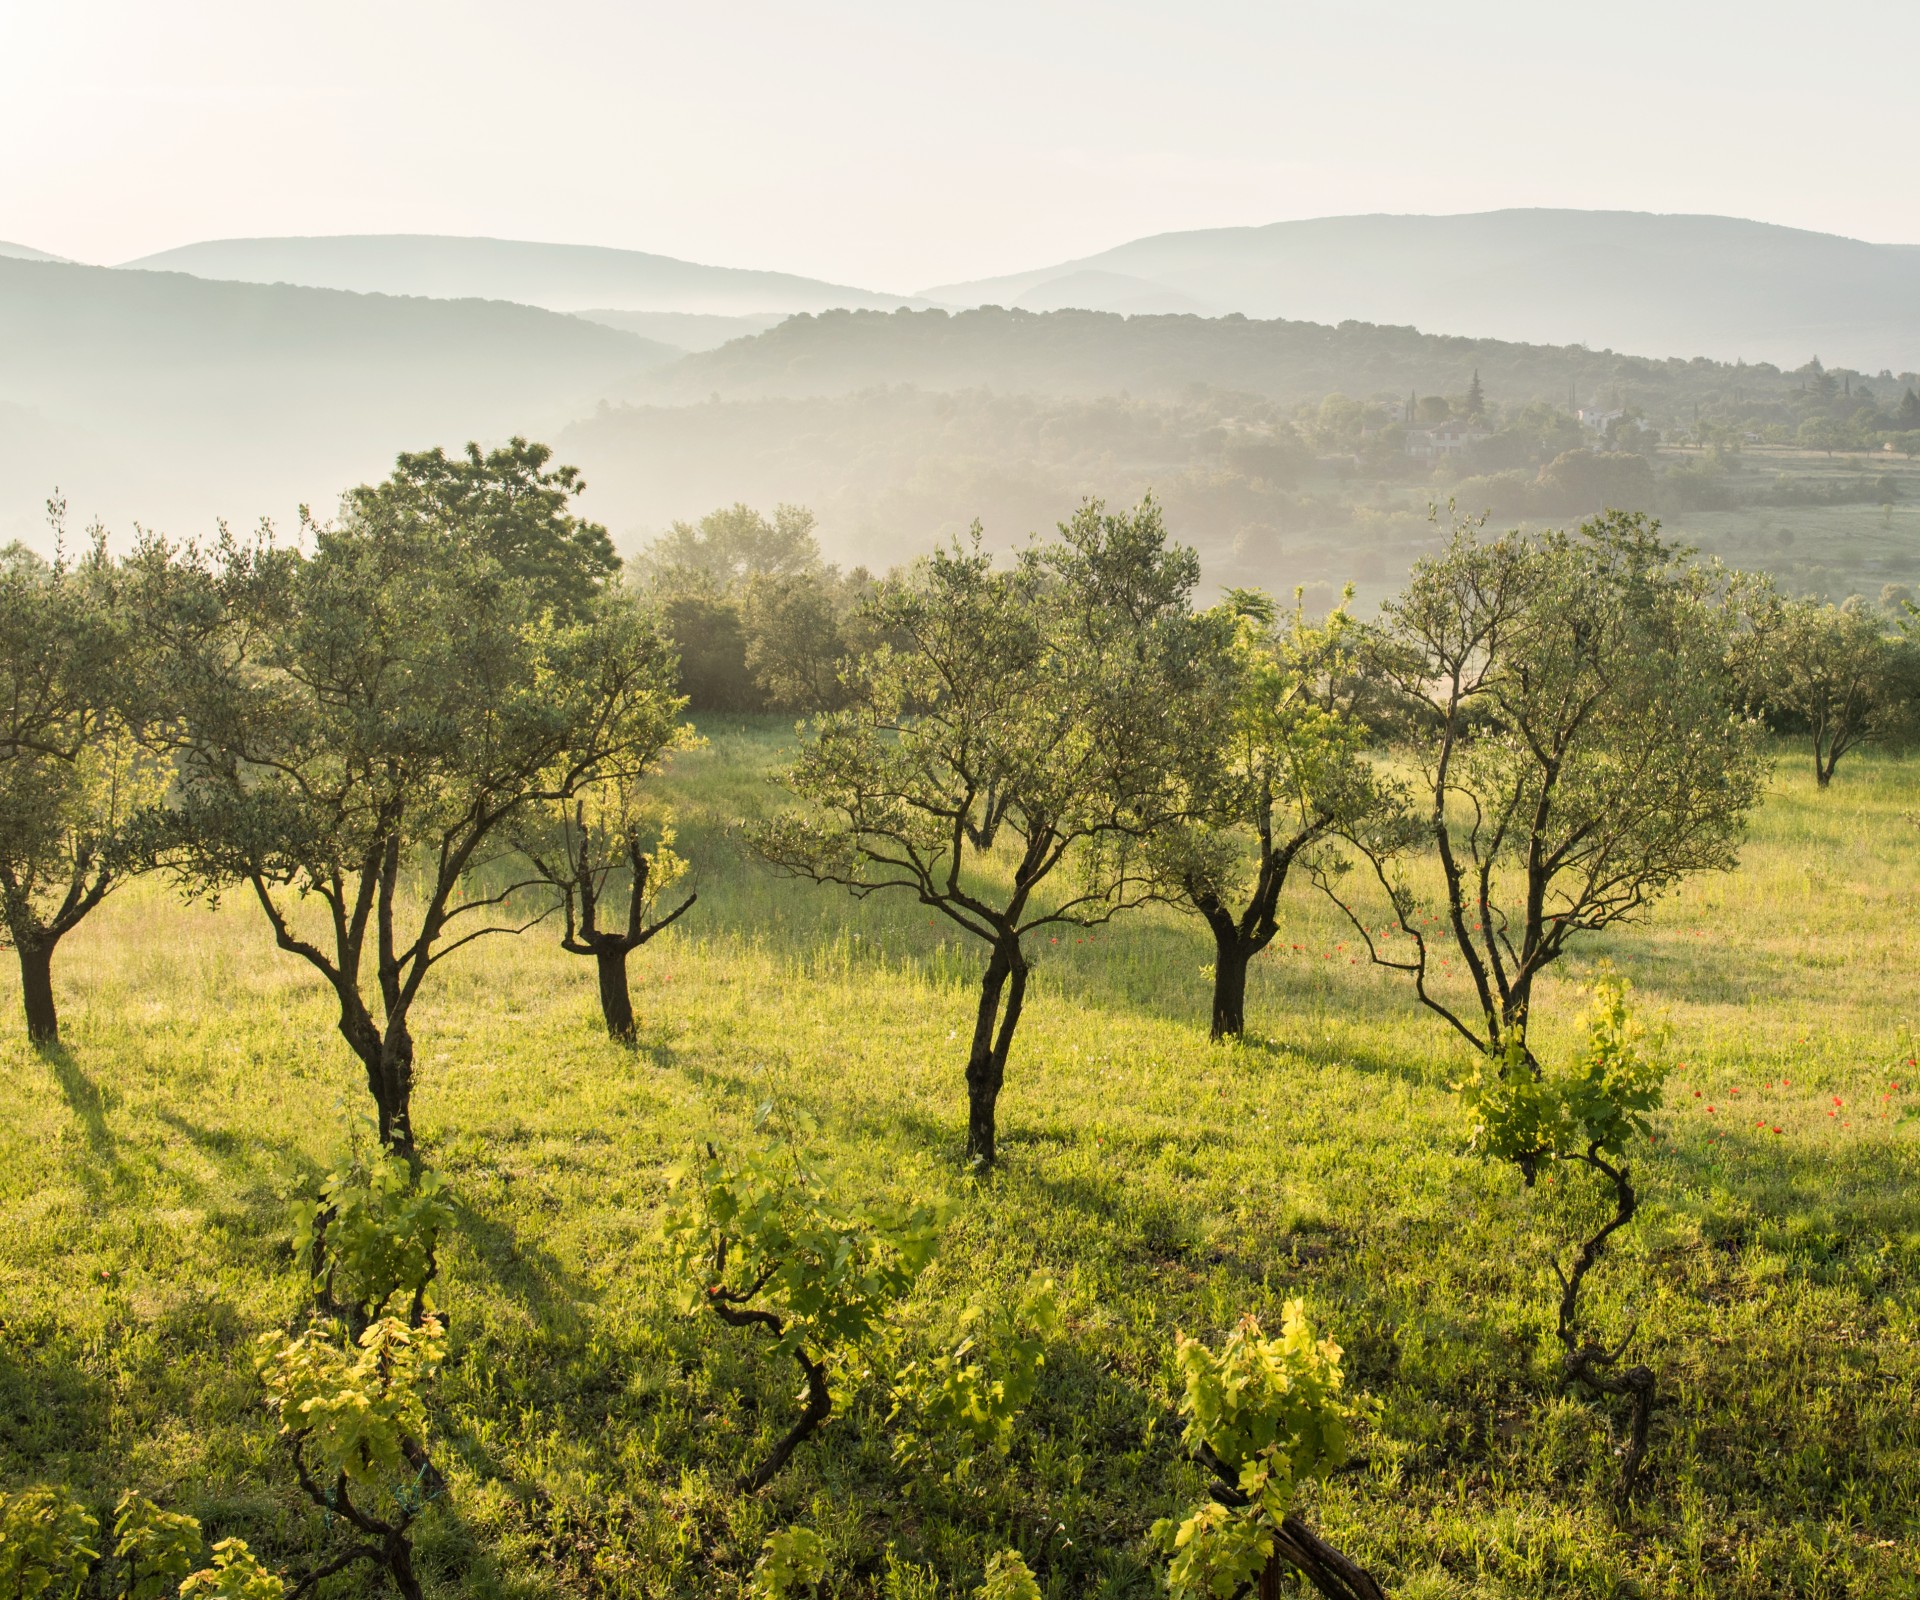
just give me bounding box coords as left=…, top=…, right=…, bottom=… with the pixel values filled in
left=3, top=719, right=1919, bottom=1598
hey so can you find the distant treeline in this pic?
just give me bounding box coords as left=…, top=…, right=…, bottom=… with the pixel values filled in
left=569, top=376, right=1917, bottom=598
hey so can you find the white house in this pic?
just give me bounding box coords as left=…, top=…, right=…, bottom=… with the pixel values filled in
left=1405, top=420, right=1491, bottom=460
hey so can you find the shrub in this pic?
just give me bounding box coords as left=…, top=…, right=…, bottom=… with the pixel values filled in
left=751, top=1527, right=828, bottom=1599
left=254, top=1152, right=452, bottom=1600
left=291, top=1149, right=452, bottom=1325
left=889, top=1274, right=1059, bottom=1477
left=112, top=1491, right=203, bottom=1599
left=975, top=1550, right=1043, bottom=1600
left=1154, top=1302, right=1385, bottom=1600
left=177, top=1539, right=284, bottom=1599
left=0, top=1485, right=98, bottom=1600
left=1456, top=977, right=1671, bottom=1502
left=665, top=1111, right=942, bottom=1491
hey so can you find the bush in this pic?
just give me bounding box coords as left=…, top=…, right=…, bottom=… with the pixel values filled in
left=0, top=1485, right=98, bottom=1599
left=1153, top=1301, right=1371, bottom=1599
left=665, top=1112, right=943, bottom=1490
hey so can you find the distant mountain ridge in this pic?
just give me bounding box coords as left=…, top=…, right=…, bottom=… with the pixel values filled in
left=921, top=209, right=1920, bottom=371
left=122, top=234, right=922, bottom=317
left=0, top=256, right=674, bottom=542
left=0, top=241, right=68, bottom=263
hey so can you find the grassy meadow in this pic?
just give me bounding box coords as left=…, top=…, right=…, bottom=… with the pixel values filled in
left=2, top=718, right=1918, bottom=1598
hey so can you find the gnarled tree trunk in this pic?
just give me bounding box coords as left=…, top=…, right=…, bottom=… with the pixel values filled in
left=335, top=998, right=416, bottom=1157
left=1210, top=925, right=1252, bottom=1042
left=964, top=937, right=1029, bottom=1166
left=594, top=943, right=636, bottom=1041
left=16, top=935, right=59, bottom=1048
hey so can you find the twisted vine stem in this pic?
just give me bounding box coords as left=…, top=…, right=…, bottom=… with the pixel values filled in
left=1196, top=1442, right=1389, bottom=1600
left=1554, top=1144, right=1656, bottom=1507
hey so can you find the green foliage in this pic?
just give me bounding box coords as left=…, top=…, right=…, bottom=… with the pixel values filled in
left=1151, top=582, right=1402, bottom=1034
left=1153, top=1301, right=1358, bottom=1599
left=1340, top=510, right=1768, bottom=1050
left=750, top=1526, right=827, bottom=1598
left=290, top=1148, right=453, bottom=1317
left=665, top=1115, right=942, bottom=1368
left=0, top=508, right=172, bottom=1041
left=758, top=499, right=1204, bottom=930
left=1457, top=978, right=1668, bottom=1171
left=176, top=1538, right=284, bottom=1599
left=343, top=438, right=618, bottom=618
left=974, top=1549, right=1043, bottom=1600
left=637, top=502, right=880, bottom=713
left=0, top=1485, right=99, bottom=1600
left=112, top=1491, right=203, bottom=1600
left=891, top=1274, right=1058, bottom=1471
left=756, top=498, right=1208, bottom=1158
left=639, top=502, right=823, bottom=591
left=1738, top=584, right=1918, bottom=783
left=8, top=719, right=1920, bottom=1596
left=147, top=441, right=682, bottom=1144
left=255, top=1310, right=446, bottom=1491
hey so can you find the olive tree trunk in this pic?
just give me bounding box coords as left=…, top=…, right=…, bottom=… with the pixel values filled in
left=1210, top=927, right=1253, bottom=1042
left=595, top=943, right=637, bottom=1042
left=336, top=1000, right=417, bottom=1157
left=16, top=936, right=59, bottom=1048
left=964, top=937, right=1029, bottom=1166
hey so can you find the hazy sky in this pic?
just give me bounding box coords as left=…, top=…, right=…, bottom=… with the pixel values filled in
left=7, top=1, right=1920, bottom=290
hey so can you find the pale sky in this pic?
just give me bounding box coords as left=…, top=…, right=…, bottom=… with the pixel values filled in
left=6, top=1, right=1919, bottom=291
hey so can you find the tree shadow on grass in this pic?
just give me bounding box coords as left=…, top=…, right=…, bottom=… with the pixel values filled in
left=1224, top=1028, right=1449, bottom=1097
left=443, top=1197, right=594, bottom=1345
left=44, top=1042, right=114, bottom=1157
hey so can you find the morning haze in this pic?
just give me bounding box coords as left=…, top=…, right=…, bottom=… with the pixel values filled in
left=3, top=5, right=1919, bottom=1597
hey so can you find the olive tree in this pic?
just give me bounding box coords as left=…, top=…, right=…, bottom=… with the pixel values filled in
left=514, top=723, right=700, bottom=1043
left=0, top=524, right=167, bottom=1045
left=1740, top=587, right=1916, bottom=786
left=1152, top=590, right=1397, bottom=1040
left=1321, top=511, right=1767, bottom=1057
left=755, top=499, right=1203, bottom=1165
left=156, top=440, right=679, bottom=1154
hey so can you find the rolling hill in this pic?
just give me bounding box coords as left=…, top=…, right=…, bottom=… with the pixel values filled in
left=637, top=303, right=1862, bottom=413
left=922, top=210, right=1920, bottom=371
left=121, top=234, right=920, bottom=317
left=0, top=257, right=675, bottom=542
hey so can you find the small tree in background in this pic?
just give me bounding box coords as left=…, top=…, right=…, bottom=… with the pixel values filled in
left=1319, top=511, right=1766, bottom=1059
left=1739, top=585, right=1916, bottom=786
left=636, top=501, right=823, bottom=589
left=635, top=502, right=880, bottom=713
left=1456, top=978, right=1669, bottom=1505
left=153, top=441, right=678, bottom=1155
left=0, top=518, right=168, bottom=1046
left=755, top=499, right=1204, bottom=1165
left=518, top=786, right=699, bottom=1043
left=1153, top=588, right=1397, bottom=1040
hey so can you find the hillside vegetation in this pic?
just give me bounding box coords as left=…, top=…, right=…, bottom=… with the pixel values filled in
left=3, top=454, right=1919, bottom=1599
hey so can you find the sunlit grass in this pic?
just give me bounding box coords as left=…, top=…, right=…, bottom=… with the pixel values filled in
left=1, top=723, right=1916, bottom=1597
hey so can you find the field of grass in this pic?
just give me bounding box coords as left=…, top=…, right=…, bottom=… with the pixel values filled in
left=3, top=718, right=1918, bottom=1598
